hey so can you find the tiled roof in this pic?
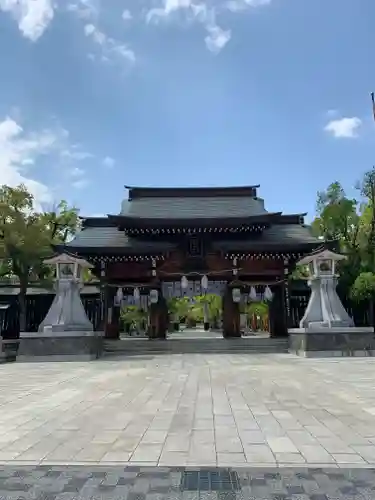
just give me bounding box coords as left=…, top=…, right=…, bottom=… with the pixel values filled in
left=212, top=224, right=320, bottom=250
left=64, top=223, right=319, bottom=254
left=120, top=196, right=268, bottom=219
left=65, top=226, right=175, bottom=253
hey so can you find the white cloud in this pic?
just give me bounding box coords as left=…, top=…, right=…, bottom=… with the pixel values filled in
left=0, top=114, right=93, bottom=207
left=0, top=116, right=56, bottom=205
left=146, top=0, right=197, bottom=23
left=122, top=9, right=132, bottom=21
left=324, top=117, right=362, bottom=139
left=146, top=1, right=232, bottom=53
left=84, top=23, right=96, bottom=36
left=205, top=25, right=231, bottom=53
left=72, top=178, right=89, bottom=189
left=0, top=0, right=54, bottom=41
left=226, top=0, right=271, bottom=12
left=67, top=0, right=97, bottom=20
left=60, top=146, right=93, bottom=161
left=21, top=158, right=35, bottom=165
left=84, top=23, right=135, bottom=63
left=69, top=166, right=85, bottom=177
left=65, top=163, right=89, bottom=189
left=103, top=156, right=115, bottom=168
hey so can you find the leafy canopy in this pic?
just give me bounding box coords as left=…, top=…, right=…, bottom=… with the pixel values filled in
left=0, top=184, right=79, bottom=284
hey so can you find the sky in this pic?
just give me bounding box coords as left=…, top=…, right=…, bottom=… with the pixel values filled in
left=0, top=0, right=374, bottom=221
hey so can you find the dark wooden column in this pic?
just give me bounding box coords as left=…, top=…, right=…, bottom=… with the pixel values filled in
left=222, top=285, right=241, bottom=338
left=148, top=290, right=169, bottom=339
left=269, top=282, right=288, bottom=338
left=104, top=287, right=121, bottom=339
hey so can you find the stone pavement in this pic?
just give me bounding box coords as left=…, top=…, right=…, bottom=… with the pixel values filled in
left=1, top=354, right=375, bottom=467
left=1, top=465, right=375, bottom=499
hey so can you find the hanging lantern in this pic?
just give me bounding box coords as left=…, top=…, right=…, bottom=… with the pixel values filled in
left=181, top=275, right=188, bottom=289
left=249, top=286, right=257, bottom=301
left=133, top=287, right=140, bottom=301
left=232, top=288, right=241, bottom=303
left=201, top=275, right=208, bottom=290
left=264, top=285, right=273, bottom=301
left=150, top=289, right=159, bottom=304
left=115, top=287, right=123, bottom=306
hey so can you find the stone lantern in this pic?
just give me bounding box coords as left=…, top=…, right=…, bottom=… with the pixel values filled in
left=38, top=253, right=94, bottom=332
left=17, top=253, right=103, bottom=362
left=288, top=249, right=374, bottom=357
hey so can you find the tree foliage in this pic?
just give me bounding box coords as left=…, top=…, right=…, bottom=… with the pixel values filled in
left=244, top=301, right=269, bottom=319
left=120, top=305, right=148, bottom=332
left=308, top=168, right=375, bottom=321
left=351, top=272, right=375, bottom=302
left=0, top=184, right=79, bottom=330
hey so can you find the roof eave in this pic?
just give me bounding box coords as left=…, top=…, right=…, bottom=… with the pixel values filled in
left=217, top=242, right=322, bottom=253
left=107, top=213, right=282, bottom=228
left=55, top=244, right=170, bottom=256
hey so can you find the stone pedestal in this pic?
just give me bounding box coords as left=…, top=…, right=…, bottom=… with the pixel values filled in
left=1, top=339, right=18, bottom=363
left=289, top=327, right=374, bottom=357
left=17, top=254, right=103, bottom=362
left=299, top=277, right=354, bottom=329
left=288, top=250, right=375, bottom=357
left=0, top=337, right=4, bottom=364
left=17, top=331, right=104, bottom=362
left=39, top=279, right=93, bottom=332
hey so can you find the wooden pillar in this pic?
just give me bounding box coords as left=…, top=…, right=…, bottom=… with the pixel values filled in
left=148, top=290, right=169, bottom=339
left=222, top=285, right=241, bottom=338
left=269, top=283, right=288, bottom=338
left=104, top=287, right=120, bottom=339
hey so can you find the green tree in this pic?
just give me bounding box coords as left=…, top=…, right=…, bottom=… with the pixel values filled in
left=311, top=181, right=360, bottom=249
left=168, top=297, right=191, bottom=322
left=245, top=301, right=269, bottom=319
left=310, top=180, right=362, bottom=294
left=356, top=167, right=375, bottom=272
left=289, top=264, right=310, bottom=281
left=0, top=184, right=79, bottom=331
left=350, top=272, right=375, bottom=326
left=310, top=170, right=375, bottom=324
left=120, top=305, right=147, bottom=332
left=195, top=294, right=222, bottom=327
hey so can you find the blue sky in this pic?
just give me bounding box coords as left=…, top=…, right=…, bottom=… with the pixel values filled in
left=0, top=0, right=374, bottom=220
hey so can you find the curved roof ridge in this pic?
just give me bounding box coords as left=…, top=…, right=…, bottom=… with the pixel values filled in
left=125, top=185, right=260, bottom=200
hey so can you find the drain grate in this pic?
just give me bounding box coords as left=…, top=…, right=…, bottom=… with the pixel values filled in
left=181, top=470, right=241, bottom=491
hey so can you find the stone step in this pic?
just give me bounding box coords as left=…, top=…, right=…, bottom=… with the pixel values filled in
left=103, top=337, right=289, bottom=356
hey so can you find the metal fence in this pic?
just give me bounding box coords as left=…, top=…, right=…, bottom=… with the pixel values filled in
left=288, top=287, right=373, bottom=328
left=0, top=293, right=103, bottom=338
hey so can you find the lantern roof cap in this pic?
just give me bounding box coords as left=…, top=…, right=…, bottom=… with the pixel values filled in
left=297, top=248, right=346, bottom=266
left=43, top=252, right=93, bottom=268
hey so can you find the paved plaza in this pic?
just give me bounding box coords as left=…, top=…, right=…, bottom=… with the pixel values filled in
left=1, top=353, right=375, bottom=469
left=1, top=465, right=375, bottom=499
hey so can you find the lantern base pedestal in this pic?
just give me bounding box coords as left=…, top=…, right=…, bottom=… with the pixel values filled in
left=288, top=327, right=375, bottom=358
left=38, top=280, right=94, bottom=333
left=16, top=331, right=104, bottom=362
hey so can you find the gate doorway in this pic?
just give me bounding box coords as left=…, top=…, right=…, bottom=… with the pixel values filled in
left=115, top=280, right=271, bottom=339
left=163, top=280, right=226, bottom=334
